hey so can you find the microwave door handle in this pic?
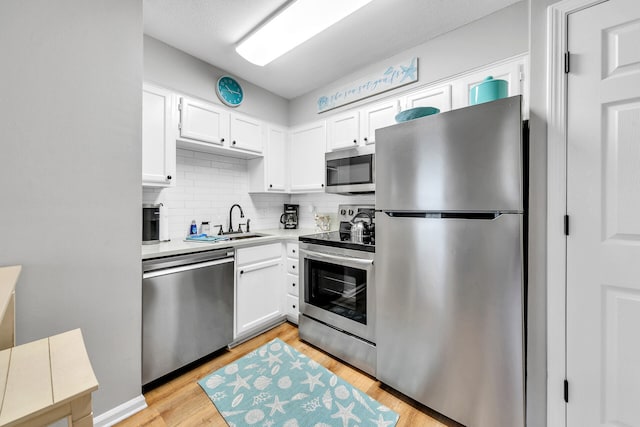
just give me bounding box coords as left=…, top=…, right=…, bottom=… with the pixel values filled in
left=303, top=250, right=374, bottom=266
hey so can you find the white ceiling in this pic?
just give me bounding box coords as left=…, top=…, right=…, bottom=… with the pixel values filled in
left=143, top=0, right=521, bottom=100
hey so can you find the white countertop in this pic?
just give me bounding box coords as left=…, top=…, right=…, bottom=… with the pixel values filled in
left=141, top=228, right=320, bottom=260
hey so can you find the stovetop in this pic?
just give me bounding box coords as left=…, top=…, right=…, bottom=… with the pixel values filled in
left=298, top=231, right=375, bottom=253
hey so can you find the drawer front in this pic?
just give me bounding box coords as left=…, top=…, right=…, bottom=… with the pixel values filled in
left=286, top=294, right=299, bottom=323
left=287, top=273, right=299, bottom=297
left=286, top=258, right=298, bottom=275
left=286, top=242, right=299, bottom=259
left=236, top=243, right=282, bottom=266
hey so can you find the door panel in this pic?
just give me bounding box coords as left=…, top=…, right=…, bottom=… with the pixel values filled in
left=375, top=96, right=523, bottom=212
left=376, top=213, right=524, bottom=427
left=566, top=1, right=640, bottom=426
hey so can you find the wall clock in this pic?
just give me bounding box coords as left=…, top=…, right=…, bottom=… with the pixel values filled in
left=216, top=75, right=244, bottom=107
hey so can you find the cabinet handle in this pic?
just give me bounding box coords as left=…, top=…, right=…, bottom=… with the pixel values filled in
left=321, top=184, right=324, bottom=188
left=364, top=137, right=368, bottom=142
left=293, top=304, right=296, bottom=309
left=240, top=270, right=244, bottom=275
left=232, top=140, right=236, bottom=145
left=292, top=265, right=295, bottom=269
left=292, top=283, right=296, bottom=287
left=269, top=184, right=273, bottom=188
left=221, top=138, right=225, bottom=142
left=167, top=175, right=172, bottom=180
left=353, top=139, right=357, bottom=143
left=292, top=249, right=296, bottom=253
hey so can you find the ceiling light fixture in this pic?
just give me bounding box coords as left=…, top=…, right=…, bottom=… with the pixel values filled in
left=236, top=0, right=373, bottom=66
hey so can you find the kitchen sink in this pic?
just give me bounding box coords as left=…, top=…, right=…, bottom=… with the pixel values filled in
left=224, top=233, right=268, bottom=241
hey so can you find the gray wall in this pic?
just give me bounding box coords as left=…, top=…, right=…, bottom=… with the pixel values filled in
left=289, top=1, right=528, bottom=126
left=0, top=0, right=143, bottom=417
left=144, top=35, right=289, bottom=127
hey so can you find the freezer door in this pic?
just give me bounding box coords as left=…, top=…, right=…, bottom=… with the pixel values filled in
left=376, top=96, right=522, bottom=212
left=376, top=212, right=524, bottom=427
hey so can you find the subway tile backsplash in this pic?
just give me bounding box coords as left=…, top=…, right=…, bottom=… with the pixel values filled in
left=143, top=149, right=289, bottom=240
left=143, top=148, right=375, bottom=240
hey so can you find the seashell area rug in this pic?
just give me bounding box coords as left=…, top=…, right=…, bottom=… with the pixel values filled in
left=198, top=338, right=399, bottom=427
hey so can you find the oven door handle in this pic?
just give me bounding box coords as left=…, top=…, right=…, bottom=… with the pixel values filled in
left=302, top=250, right=374, bottom=266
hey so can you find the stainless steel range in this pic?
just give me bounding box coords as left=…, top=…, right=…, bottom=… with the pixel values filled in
left=298, top=204, right=376, bottom=375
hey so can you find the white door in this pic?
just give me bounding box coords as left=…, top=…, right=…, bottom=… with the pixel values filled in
left=327, top=111, right=360, bottom=151
left=229, top=113, right=264, bottom=153
left=566, top=1, right=640, bottom=426
left=404, top=84, right=452, bottom=112
left=360, top=99, right=400, bottom=145
left=289, top=122, right=326, bottom=192
left=142, top=84, right=176, bottom=187
left=265, top=126, right=287, bottom=191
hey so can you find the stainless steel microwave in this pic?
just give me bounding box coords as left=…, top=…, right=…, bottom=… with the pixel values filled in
left=325, top=145, right=375, bottom=194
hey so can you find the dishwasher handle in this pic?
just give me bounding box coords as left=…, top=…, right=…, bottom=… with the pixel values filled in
left=143, top=257, right=234, bottom=279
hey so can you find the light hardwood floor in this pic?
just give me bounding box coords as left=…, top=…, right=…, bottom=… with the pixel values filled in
left=116, top=322, right=459, bottom=426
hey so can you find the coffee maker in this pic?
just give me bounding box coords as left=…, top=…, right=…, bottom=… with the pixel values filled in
left=279, top=204, right=299, bottom=229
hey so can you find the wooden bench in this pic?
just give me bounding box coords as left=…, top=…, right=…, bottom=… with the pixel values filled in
left=0, top=267, right=99, bottom=427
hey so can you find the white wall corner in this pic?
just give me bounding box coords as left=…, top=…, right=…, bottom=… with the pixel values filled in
left=94, top=395, right=147, bottom=427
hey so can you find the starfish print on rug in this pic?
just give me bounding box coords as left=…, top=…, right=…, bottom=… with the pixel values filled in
left=227, top=373, right=252, bottom=394
left=290, top=359, right=304, bottom=370
left=371, top=413, right=396, bottom=427
left=301, top=371, right=325, bottom=392
left=331, top=401, right=361, bottom=427
left=262, top=352, right=283, bottom=367
left=265, top=395, right=289, bottom=416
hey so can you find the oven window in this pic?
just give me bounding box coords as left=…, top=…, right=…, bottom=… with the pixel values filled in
left=305, top=259, right=367, bottom=324
left=326, top=154, right=373, bottom=187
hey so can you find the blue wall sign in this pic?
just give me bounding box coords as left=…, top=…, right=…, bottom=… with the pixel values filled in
left=317, top=57, right=418, bottom=113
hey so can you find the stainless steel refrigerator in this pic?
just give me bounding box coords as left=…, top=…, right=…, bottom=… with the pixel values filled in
left=375, top=96, right=525, bottom=427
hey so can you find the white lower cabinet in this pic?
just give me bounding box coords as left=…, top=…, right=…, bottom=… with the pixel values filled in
left=235, top=243, right=283, bottom=338
left=285, top=242, right=299, bottom=324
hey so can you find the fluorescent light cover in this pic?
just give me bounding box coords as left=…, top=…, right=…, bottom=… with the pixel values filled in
left=236, top=0, right=373, bottom=66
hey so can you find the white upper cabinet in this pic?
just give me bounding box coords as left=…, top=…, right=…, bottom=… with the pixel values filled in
left=229, top=113, right=264, bottom=154
left=142, top=84, right=176, bottom=187
left=289, top=121, right=326, bottom=192
left=327, top=111, right=360, bottom=151
left=404, top=84, right=452, bottom=113
left=452, top=57, right=526, bottom=111
left=178, top=96, right=229, bottom=146
left=360, top=99, right=401, bottom=145
left=248, top=125, right=288, bottom=193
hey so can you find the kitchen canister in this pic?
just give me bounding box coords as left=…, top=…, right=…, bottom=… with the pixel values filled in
left=469, top=76, right=508, bottom=105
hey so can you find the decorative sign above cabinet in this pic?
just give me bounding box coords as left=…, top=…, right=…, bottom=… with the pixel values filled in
left=317, top=57, right=418, bottom=113
left=216, top=75, right=244, bottom=107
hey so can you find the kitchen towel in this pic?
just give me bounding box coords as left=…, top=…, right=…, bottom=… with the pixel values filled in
left=198, top=338, right=399, bottom=427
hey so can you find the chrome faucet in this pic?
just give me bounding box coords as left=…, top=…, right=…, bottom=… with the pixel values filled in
left=228, top=204, right=244, bottom=233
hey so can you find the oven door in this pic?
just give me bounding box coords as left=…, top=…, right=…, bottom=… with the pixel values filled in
left=299, top=243, right=375, bottom=343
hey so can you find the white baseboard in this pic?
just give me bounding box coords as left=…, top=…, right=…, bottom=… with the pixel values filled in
left=94, top=395, right=147, bottom=427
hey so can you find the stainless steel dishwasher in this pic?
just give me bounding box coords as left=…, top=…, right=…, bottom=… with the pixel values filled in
left=142, top=248, right=234, bottom=385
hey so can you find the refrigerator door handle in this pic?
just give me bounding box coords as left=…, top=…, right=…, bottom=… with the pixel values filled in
left=383, top=211, right=501, bottom=220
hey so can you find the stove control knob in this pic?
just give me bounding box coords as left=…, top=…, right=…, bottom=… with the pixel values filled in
left=340, top=209, right=346, bottom=215
left=348, top=209, right=354, bottom=216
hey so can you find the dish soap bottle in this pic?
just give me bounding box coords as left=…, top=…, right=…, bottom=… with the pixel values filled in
left=189, top=220, right=197, bottom=235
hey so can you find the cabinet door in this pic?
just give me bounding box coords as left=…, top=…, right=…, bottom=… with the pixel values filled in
left=142, top=84, right=176, bottom=187
left=289, top=121, right=326, bottom=192
left=265, top=126, right=287, bottom=191
left=404, top=84, right=452, bottom=113
left=360, top=99, right=400, bottom=145
left=178, top=97, right=228, bottom=145
left=229, top=113, right=264, bottom=153
left=236, top=259, right=282, bottom=337
left=452, top=59, right=524, bottom=110
left=327, top=111, right=360, bottom=151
